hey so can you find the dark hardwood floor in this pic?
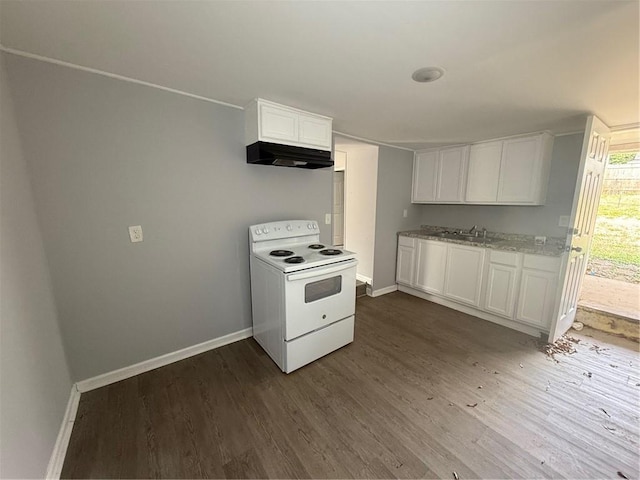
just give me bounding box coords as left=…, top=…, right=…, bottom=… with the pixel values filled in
left=61, top=292, right=640, bottom=479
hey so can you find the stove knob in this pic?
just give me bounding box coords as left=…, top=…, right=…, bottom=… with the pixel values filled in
left=254, top=228, right=262, bottom=235
left=313, top=224, right=318, bottom=230
left=286, top=224, right=292, bottom=231
left=263, top=227, right=269, bottom=234
left=307, top=223, right=313, bottom=229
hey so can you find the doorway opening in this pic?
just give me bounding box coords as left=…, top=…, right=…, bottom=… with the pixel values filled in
left=579, top=138, right=640, bottom=339
left=332, top=136, right=379, bottom=287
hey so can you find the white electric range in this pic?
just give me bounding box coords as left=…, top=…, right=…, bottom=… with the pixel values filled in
left=249, top=219, right=358, bottom=373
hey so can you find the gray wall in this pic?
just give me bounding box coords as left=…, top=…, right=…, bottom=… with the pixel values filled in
left=419, top=133, right=584, bottom=238
left=0, top=54, right=73, bottom=478
left=5, top=54, right=332, bottom=381
left=373, top=145, right=421, bottom=290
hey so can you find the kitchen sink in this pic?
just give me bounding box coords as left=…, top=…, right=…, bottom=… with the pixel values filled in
left=427, top=232, right=493, bottom=243
left=460, top=235, right=493, bottom=243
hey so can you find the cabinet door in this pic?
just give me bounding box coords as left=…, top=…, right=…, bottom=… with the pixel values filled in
left=466, top=141, right=502, bottom=202
left=484, top=263, right=518, bottom=318
left=444, top=245, right=485, bottom=306
left=436, top=146, right=468, bottom=202
left=396, top=245, right=416, bottom=286
left=260, top=104, right=298, bottom=143
left=414, top=240, right=447, bottom=294
left=412, top=151, right=438, bottom=202
left=498, top=136, right=541, bottom=203
left=298, top=113, right=332, bottom=150
left=516, top=269, right=557, bottom=327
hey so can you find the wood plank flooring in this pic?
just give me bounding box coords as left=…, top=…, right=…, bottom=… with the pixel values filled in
left=61, top=292, right=640, bottom=479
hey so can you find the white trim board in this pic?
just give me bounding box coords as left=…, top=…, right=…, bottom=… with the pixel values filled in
left=397, top=284, right=545, bottom=338
left=0, top=45, right=243, bottom=110
left=333, top=130, right=415, bottom=152
left=45, top=385, right=81, bottom=480
left=355, top=273, right=372, bottom=284
left=76, top=327, right=253, bottom=393
left=370, top=285, right=398, bottom=297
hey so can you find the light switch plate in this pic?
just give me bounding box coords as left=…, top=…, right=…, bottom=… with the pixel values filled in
left=559, top=215, right=570, bottom=227
left=325, top=213, right=331, bottom=225
left=128, top=225, right=143, bottom=243
left=403, top=209, right=408, bottom=218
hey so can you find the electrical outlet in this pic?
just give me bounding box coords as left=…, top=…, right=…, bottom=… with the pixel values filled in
left=325, top=213, right=332, bottom=225
left=558, top=216, right=570, bottom=227
left=403, top=209, right=408, bottom=218
left=535, top=236, right=547, bottom=246
left=128, top=225, right=143, bottom=243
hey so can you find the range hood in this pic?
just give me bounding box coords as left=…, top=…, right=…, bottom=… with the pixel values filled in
left=247, top=141, right=333, bottom=169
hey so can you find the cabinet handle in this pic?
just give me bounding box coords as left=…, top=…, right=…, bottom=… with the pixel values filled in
left=571, top=246, right=583, bottom=252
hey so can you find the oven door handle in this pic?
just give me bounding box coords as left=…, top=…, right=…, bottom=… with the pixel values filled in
left=286, top=260, right=358, bottom=281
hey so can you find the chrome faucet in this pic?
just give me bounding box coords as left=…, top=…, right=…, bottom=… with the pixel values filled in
left=468, top=225, right=478, bottom=235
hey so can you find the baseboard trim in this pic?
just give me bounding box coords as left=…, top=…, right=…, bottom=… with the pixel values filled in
left=397, top=285, right=545, bottom=337
left=45, top=385, right=81, bottom=479
left=76, top=327, right=253, bottom=393
left=355, top=273, right=372, bottom=284
left=370, top=285, right=398, bottom=297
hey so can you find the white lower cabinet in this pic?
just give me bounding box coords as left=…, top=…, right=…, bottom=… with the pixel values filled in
left=396, top=237, right=416, bottom=286
left=443, top=245, right=484, bottom=306
left=483, top=250, right=520, bottom=318
left=415, top=239, right=448, bottom=294
left=396, top=235, right=561, bottom=333
left=516, top=255, right=561, bottom=328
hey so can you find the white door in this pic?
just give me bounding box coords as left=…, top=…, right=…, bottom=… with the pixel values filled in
left=548, top=115, right=610, bottom=342
left=333, top=171, right=345, bottom=246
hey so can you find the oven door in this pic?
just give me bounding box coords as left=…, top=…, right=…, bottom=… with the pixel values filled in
left=284, top=259, right=357, bottom=341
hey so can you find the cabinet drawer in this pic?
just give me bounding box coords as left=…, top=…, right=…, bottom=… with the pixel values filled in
left=398, top=236, right=416, bottom=247
left=523, top=254, right=560, bottom=272
left=489, top=250, right=520, bottom=267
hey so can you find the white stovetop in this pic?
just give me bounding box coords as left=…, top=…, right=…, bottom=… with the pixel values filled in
left=253, top=242, right=357, bottom=273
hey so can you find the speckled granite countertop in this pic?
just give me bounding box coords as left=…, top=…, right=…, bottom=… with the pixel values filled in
left=398, top=225, right=566, bottom=257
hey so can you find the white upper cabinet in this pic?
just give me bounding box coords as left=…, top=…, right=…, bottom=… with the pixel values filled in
left=466, top=132, right=554, bottom=205
left=498, top=134, right=553, bottom=204
left=412, top=151, right=438, bottom=202
left=298, top=113, right=333, bottom=149
left=245, top=99, right=332, bottom=151
left=412, top=146, right=468, bottom=203
left=466, top=141, right=502, bottom=202
left=437, top=147, right=468, bottom=202
left=259, top=104, right=299, bottom=142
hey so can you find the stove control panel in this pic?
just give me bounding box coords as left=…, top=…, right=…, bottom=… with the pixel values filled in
left=250, top=220, right=319, bottom=242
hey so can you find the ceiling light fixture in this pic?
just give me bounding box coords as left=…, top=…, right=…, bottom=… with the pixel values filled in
left=412, top=66, right=445, bottom=83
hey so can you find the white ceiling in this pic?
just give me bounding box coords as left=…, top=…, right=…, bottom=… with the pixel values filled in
left=1, top=0, right=638, bottom=148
